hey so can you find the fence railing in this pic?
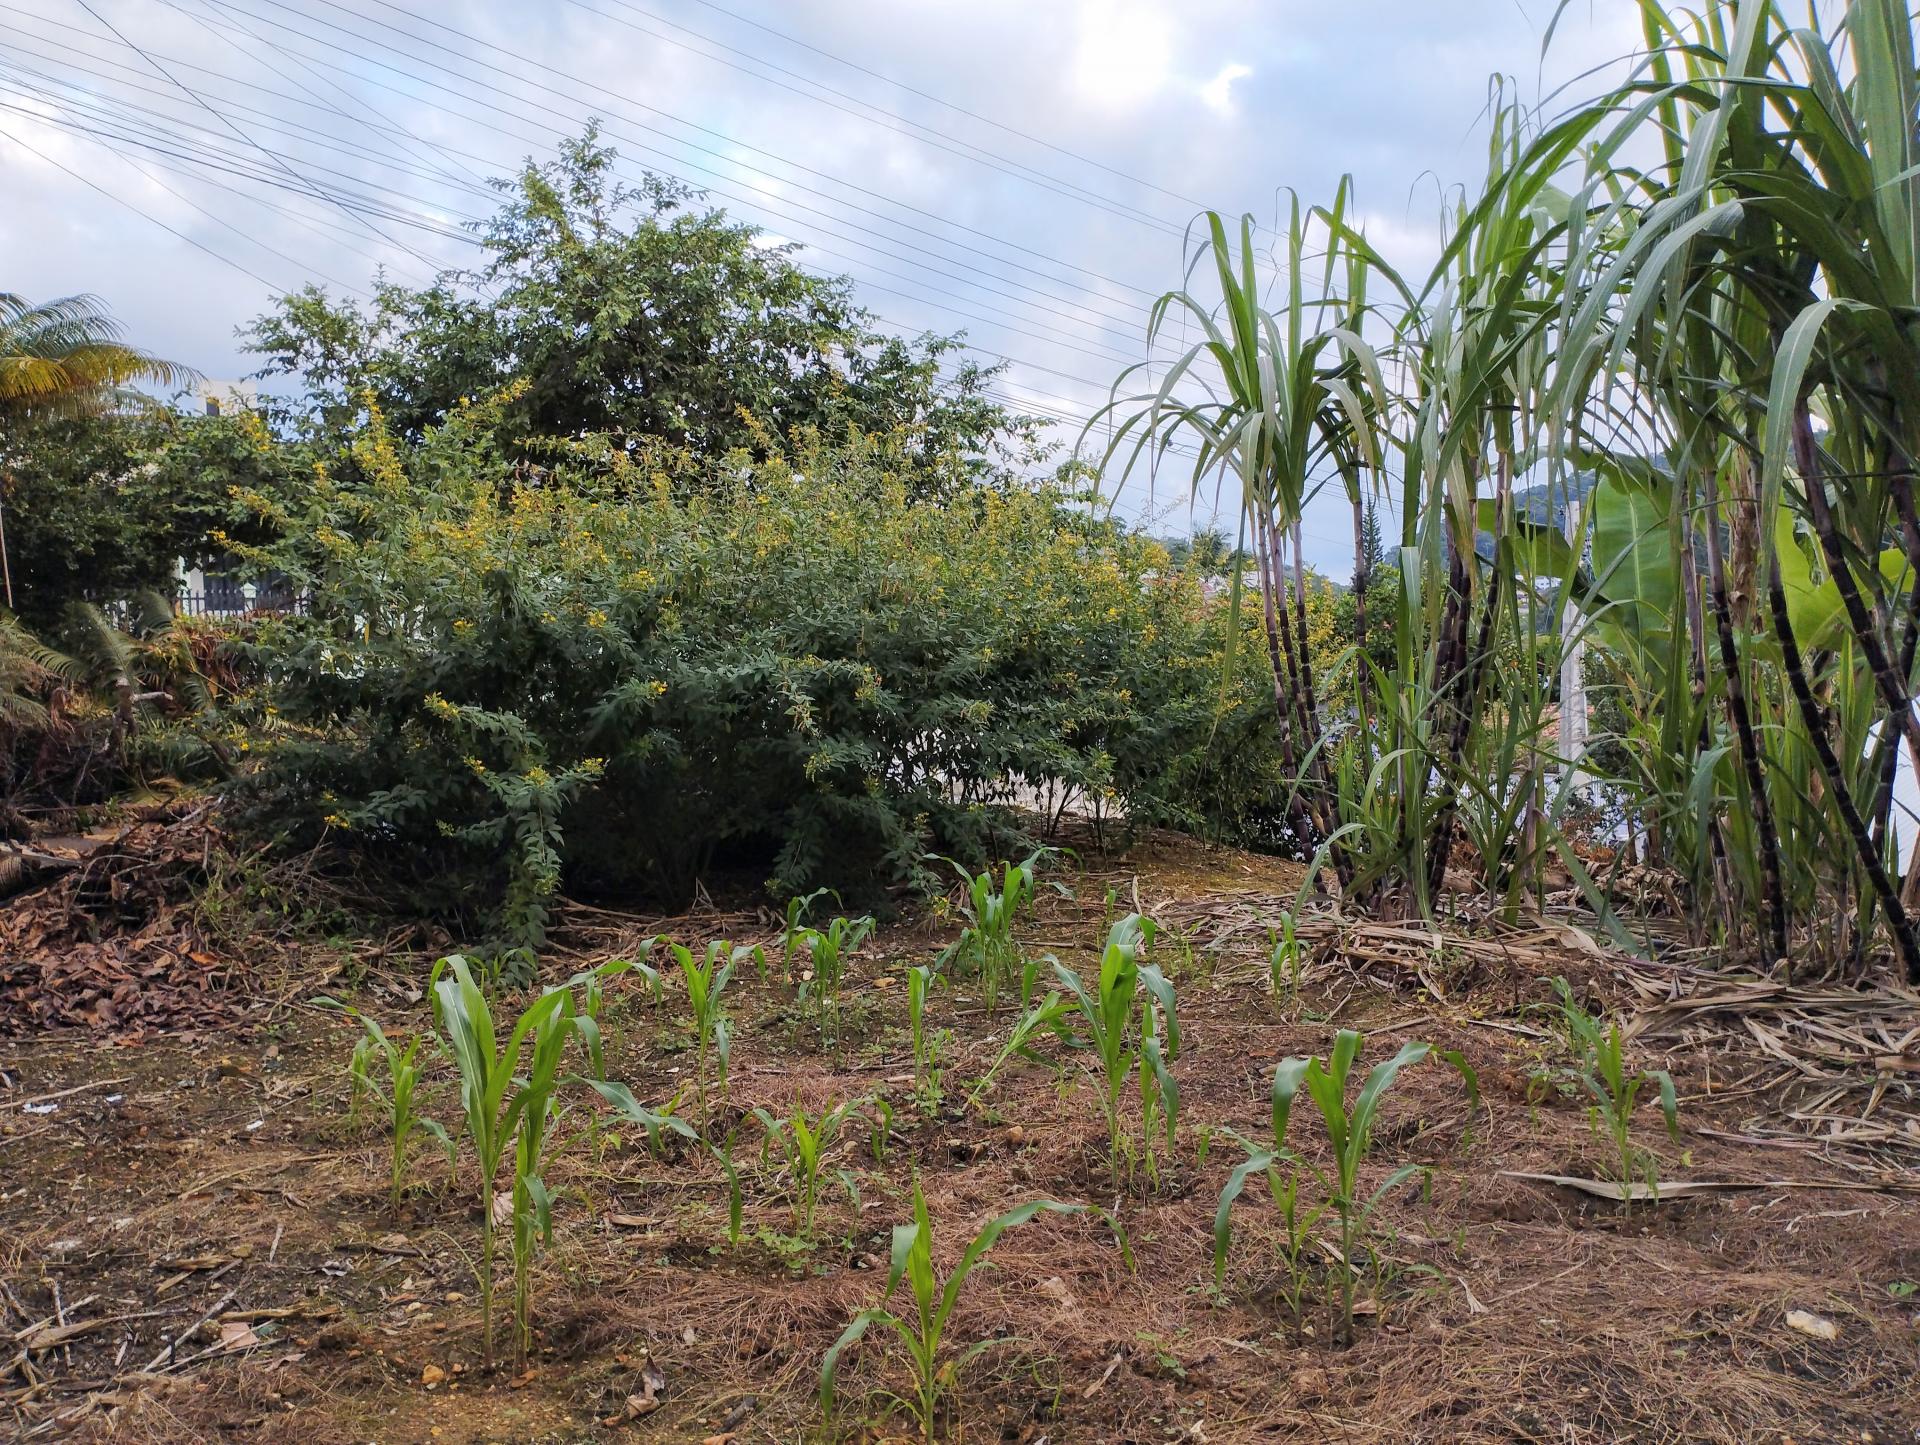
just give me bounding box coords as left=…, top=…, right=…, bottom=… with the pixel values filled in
left=174, top=590, right=308, bottom=617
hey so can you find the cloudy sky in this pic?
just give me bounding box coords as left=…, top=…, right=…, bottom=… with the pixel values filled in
left=0, top=0, right=1644, bottom=563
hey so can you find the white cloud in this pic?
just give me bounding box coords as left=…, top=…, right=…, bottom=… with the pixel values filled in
left=1198, top=62, right=1253, bottom=116
left=1068, top=0, right=1176, bottom=112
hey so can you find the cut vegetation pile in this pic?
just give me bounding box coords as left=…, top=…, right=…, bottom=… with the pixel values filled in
left=0, top=809, right=252, bottom=1037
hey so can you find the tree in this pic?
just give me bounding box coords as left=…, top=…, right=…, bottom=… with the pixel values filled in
left=0, top=409, right=293, bottom=630
left=1, top=291, right=191, bottom=610
left=244, top=126, right=1043, bottom=491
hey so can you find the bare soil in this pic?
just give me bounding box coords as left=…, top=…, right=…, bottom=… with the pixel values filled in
left=3, top=828, right=1917, bottom=1443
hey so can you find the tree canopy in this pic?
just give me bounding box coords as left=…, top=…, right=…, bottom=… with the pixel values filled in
left=244, top=126, right=1043, bottom=489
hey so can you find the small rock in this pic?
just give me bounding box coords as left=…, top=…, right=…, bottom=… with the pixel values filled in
left=421, top=1364, right=446, bottom=1387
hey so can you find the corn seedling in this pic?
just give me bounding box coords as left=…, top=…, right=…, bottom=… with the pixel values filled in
left=1268, top=914, right=1303, bottom=1004
left=752, top=1097, right=865, bottom=1239
left=820, top=1179, right=1081, bottom=1441
left=665, top=939, right=751, bottom=1122
left=716, top=1127, right=744, bottom=1246
left=964, top=987, right=1069, bottom=1113
left=319, top=999, right=453, bottom=1210
left=1052, top=914, right=1179, bottom=1185
left=1218, top=1029, right=1477, bottom=1342
left=1552, top=978, right=1679, bottom=1211
left=933, top=847, right=1059, bottom=1013
left=781, top=887, right=838, bottom=976
left=792, top=912, right=876, bottom=1048
left=907, top=963, right=946, bottom=1112
left=430, top=955, right=572, bottom=1372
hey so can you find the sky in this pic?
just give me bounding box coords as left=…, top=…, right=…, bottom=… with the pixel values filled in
left=0, top=0, right=1647, bottom=568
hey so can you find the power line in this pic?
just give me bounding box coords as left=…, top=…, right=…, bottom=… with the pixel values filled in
left=66, top=0, right=441, bottom=279
left=0, top=27, right=1190, bottom=378
left=562, top=0, right=1188, bottom=236
left=0, top=65, right=368, bottom=294
left=3, top=6, right=1189, bottom=343
left=1, top=115, right=283, bottom=292
left=679, top=0, right=1212, bottom=215
left=223, top=0, right=1176, bottom=301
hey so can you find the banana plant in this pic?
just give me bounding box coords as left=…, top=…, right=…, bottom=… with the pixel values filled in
left=820, top=1179, right=1081, bottom=1441
left=1051, top=914, right=1180, bottom=1186
left=1216, top=1029, right=1478, bottom=1341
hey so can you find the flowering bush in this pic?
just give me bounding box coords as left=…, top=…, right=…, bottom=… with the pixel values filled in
left=230, top=400, right=1292, bottom=943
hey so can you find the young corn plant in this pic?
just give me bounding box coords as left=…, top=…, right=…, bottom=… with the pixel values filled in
left=1052, top=914, right=1180, bottom=1186
left=780, top=886, right=838, bottom=976
left=792, top=912, right=876, bottom=1048
left=1553, top=978, right=1680, bottom=1211
left=430, top=955, right=573, bottom=1372
left=934, top=847, right=1057, bottom=1014
left=320, top=1000, right=453, bottom=1210
left=964, top=987, right=1069, bottom=1113
left=666, top=939, right=752, bottom=1123
left=906, top=963, right=948, bottom=1113
left=1268, top=914, right=1303, bottom=1005
left=820, top=1179, right=1080, bottom=1442
left=752, top=1096, right=865, bottom=1240
left=503, top=986, right=577, bottom=1374
left=1216, top=1029, right=1478, bottom=1343
left=1211, top=1149, right=1323, bottom=1320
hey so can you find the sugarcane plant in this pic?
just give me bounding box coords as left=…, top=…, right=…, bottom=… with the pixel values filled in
left=820, top=1179, right=1081, bottom=1442
left=1214, top=1029, right=1478, bottom=1342
left=1551, top=978, right=1679, bottom=1211
left=319, top=999, right=453, bottom=1210
left=1051, top=914, right=1180, bottom=1186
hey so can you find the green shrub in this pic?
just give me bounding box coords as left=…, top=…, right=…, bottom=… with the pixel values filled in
left=229, top=404, right=1286, bottom=941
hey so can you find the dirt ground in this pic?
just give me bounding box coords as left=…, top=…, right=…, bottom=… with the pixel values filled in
left=2, top=828, right=1917, bottom=1444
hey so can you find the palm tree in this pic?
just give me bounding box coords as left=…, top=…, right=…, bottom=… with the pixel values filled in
left=0, top=291, right=193, bottom=608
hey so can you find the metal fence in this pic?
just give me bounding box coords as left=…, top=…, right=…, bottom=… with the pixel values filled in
left=174, top=589, right=308, bottom=617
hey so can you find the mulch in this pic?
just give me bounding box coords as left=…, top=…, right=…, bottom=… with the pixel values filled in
left=0, top=809, right=252, bottom=1037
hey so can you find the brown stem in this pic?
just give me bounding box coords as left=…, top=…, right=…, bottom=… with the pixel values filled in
left=1701, top=461, right=1788, bottom=964
left=1766, top=551, right=1920, bottom=986
left=1793, top=412, right=1920, bottom=773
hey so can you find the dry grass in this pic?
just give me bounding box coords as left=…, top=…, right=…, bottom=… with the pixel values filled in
left=2, top=829, right=1916, bottom=1442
